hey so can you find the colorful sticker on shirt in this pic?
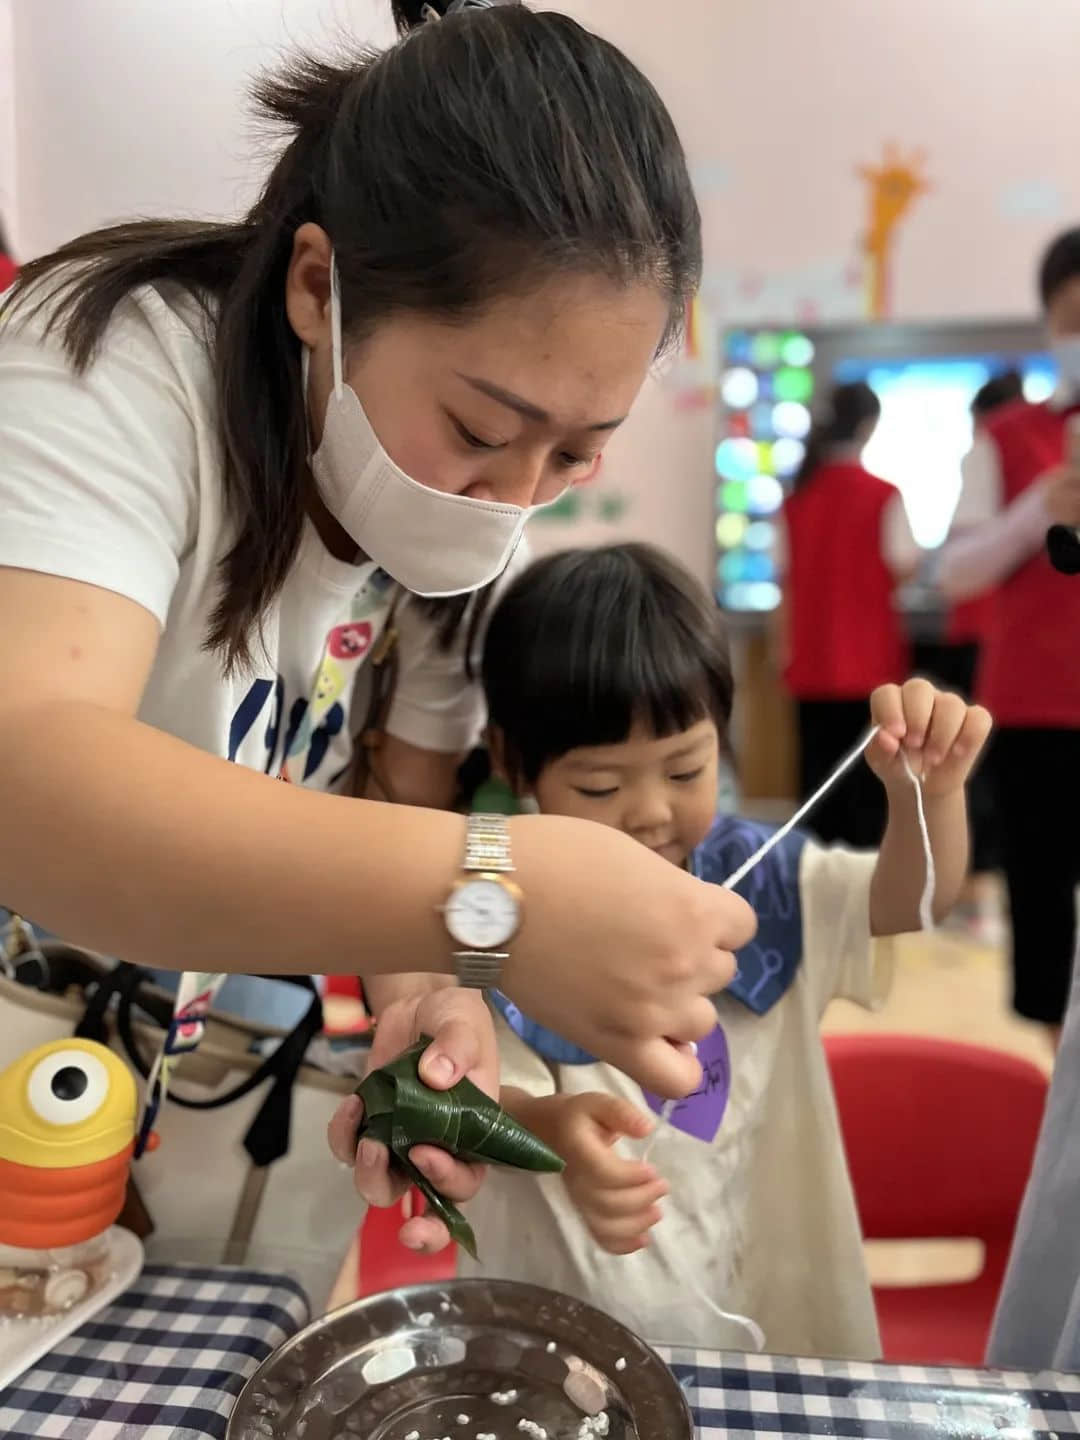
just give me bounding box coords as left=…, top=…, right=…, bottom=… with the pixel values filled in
left=643, top=1023, right=730, bottom=1142
left=692, top=815, right=807, bottom=1016
left=281, top=566, right=396, bottom=785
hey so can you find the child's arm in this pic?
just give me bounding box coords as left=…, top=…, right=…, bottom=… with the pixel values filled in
left=501, top=1086, right=667, bottom=1255
left=866, top=679, right=992, bottom=936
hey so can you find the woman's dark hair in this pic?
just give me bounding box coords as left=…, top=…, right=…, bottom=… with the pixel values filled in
left=972, top=368, right=1023, bottom=419
left=793, top=381, right=881, bottom=491
left=2, top=2, right=701, bottom=670
left=482, top=543, right=733, bottom=786
left=1039, top=228, right=1080, bottom=311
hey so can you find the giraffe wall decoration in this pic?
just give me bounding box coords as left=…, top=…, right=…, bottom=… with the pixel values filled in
left=859, top=144, right=930, bottom=319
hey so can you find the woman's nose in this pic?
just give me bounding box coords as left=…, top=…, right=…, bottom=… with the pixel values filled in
left=466, top=454, right=550, bottom=509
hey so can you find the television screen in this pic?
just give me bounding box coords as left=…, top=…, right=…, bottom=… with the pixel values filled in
left=714, top=321, right=1052, bottom=614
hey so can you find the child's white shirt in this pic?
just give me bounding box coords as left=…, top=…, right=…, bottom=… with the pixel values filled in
left=460, top=831, right=895, bottom=1360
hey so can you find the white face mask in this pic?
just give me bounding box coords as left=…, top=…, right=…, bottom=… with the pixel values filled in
left=305, top=258, right=565, bottom=597
left=1052, top=335, right=1080, bottom=393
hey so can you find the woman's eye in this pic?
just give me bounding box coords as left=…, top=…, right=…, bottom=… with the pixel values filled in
left=671, top=767, right=705, bottom=784
left=452, top=418, right=504, bottom=451
left=574, top=786, right=618, bottom=799
left=558, top=451, right=600, bottom=474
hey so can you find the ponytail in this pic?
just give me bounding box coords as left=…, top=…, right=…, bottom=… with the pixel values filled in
left=793, top=381, right=880, bottom=491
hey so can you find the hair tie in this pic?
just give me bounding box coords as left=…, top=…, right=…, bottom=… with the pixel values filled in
left=422, top=0, right=499, bottom=19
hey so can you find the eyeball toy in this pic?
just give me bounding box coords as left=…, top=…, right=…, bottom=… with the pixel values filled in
left=0, top=1038, right=148, bottom=1319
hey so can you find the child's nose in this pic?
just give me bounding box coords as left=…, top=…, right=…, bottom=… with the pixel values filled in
left=627, top=785, right=674, bottom=834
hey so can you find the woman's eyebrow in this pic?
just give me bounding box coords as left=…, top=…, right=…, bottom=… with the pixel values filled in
left=458, top=373, right=625, bottom=432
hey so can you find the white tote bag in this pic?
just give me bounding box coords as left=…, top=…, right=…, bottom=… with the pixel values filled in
left=0, top=946, right=364, bottom=1306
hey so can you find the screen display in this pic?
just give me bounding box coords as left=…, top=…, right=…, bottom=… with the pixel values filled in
left=715, top=328, right=1055, bottom=613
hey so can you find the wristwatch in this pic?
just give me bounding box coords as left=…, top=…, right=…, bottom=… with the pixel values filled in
left=443, top=813, right=522, bottom=988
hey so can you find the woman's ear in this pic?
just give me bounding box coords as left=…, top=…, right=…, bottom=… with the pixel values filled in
left=285, top=222, right=334, bottom=348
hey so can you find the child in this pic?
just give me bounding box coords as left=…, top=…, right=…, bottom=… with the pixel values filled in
left=459, top=543, right=990, bottom=1359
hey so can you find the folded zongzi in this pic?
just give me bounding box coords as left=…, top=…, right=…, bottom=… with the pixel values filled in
left=354, top=1036, right=564, bottom=1259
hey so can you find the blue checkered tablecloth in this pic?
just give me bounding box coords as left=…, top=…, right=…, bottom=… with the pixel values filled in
left=2, top=1265, right=1079, bottom=1439
left=0, top=1263, right=309, bottom=1440
left=658, top=1344, right=1080, bottom=1438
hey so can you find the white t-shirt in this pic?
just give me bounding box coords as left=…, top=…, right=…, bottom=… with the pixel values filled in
left=0, top=282, right=505, bottom=785
left=460, top=831, right=895, bottom=1361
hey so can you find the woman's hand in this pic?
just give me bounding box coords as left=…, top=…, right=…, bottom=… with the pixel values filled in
left=866, top=678, right=992, bottom=800
left=503, top=814, right=755, bottom=1099
left=328, top=982, right=497, bottom=1253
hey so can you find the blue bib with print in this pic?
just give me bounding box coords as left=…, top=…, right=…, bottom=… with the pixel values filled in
left=492, top=814, right=808, bottom=1062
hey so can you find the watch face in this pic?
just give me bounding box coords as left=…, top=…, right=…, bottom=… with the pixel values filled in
left=445, top=877, right=520, bottom=950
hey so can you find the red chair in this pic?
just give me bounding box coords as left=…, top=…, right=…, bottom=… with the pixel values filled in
left=357, top=1186, right=457, bottom=1296
left=825, top=1033, right=1047, bottom=1365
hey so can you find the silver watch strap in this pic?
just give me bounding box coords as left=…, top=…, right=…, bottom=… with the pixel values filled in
left=463, top=812, right=514, bottom=874
left=455, top=951, right=509, bottom=988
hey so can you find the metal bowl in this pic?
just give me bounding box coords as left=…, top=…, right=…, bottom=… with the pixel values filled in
left=227, top=1278, right=693, bottom=1440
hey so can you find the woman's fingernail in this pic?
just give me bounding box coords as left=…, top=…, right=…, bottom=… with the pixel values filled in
left=357, top=1141, right=379, bottom=1169
left=424, top=1053, right=455, bottom=1085
left=337, top=1160, right=354, bottom=1173
left=401, top=1234, right=425, bottom=1252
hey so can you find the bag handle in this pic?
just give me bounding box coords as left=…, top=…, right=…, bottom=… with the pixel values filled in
left=74, top=960, right=326, bottom=1168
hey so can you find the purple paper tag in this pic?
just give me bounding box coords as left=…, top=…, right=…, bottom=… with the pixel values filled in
left=643, top=1024, right=731, bottom=1143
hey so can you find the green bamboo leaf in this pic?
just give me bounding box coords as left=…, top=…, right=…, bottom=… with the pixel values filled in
left=355, top=1037, right=564, bottom=1261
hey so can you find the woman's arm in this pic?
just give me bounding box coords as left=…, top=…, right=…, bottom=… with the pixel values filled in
left=0, top=569, right=752, bottom=1098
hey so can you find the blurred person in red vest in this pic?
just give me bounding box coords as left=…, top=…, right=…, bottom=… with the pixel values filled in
left=941, top=228, right=1080, bottom=1040
left=0, top=217, right=16, bottom=294
left=778, top=381, right=920, bottom=847
left=937, top=370, right=1023, bottom=942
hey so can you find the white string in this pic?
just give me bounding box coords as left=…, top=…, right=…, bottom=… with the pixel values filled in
left=720, top=724, right=883, bottom=892
left=639, top=724, right=937, bottom=1354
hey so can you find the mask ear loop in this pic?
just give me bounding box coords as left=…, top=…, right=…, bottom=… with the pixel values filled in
left=329, top=253, right=345, bottom=400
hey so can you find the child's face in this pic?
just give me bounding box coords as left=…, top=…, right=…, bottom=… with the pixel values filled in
left=531, top=719, right=720, bottom=865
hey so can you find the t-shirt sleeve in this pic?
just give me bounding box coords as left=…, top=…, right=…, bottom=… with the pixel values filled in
left=799, top=839, right=897, bottom=1016
left=0, top=298, right=201, bottom=624
left=385, top=536, right=532, bottom=753
left=0, top=299, right=200, bottom=626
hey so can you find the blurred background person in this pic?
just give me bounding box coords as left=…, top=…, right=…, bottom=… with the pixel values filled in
left=941, top=228, right=1080, bottom=1043
left=935, top=370, right=1023, bottom=943
left=777, top=381, right=920, bottom=847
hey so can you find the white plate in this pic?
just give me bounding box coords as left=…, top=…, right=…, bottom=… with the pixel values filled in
left=0, top=1226, right=144, bottom=1391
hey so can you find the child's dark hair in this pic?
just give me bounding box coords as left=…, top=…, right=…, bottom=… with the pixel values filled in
left=482, top=543, right=733, bottom=786
left=3, top=1, right=700, bottom=671
left=1039, top=228, right=1080, bottom=310
left=793, top=381, right=881, bottom=491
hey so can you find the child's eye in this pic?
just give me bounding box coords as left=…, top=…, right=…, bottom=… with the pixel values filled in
left=573, top=785, right=618, bottom=799
left=671, top=767, right=705, bottom=784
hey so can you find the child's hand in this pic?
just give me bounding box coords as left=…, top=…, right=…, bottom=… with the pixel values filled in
left=544, top=1093, right=668, bottom=1255
left=867, top=678, right=992, bottom=799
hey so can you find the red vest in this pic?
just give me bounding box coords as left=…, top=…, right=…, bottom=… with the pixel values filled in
left=978, top=401, right=1080, bottom=726
left=783, top=462, right=909, bottom=700
left=945, top=592, right=992, bottom=646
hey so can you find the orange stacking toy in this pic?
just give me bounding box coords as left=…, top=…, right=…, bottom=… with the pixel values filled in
left=0, top=1039, right=144, bottom=1317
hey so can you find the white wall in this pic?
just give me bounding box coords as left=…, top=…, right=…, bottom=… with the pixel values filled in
left=8, top=0, right=1080, bottom=580
left=10, top=0, right=394, bottom=254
